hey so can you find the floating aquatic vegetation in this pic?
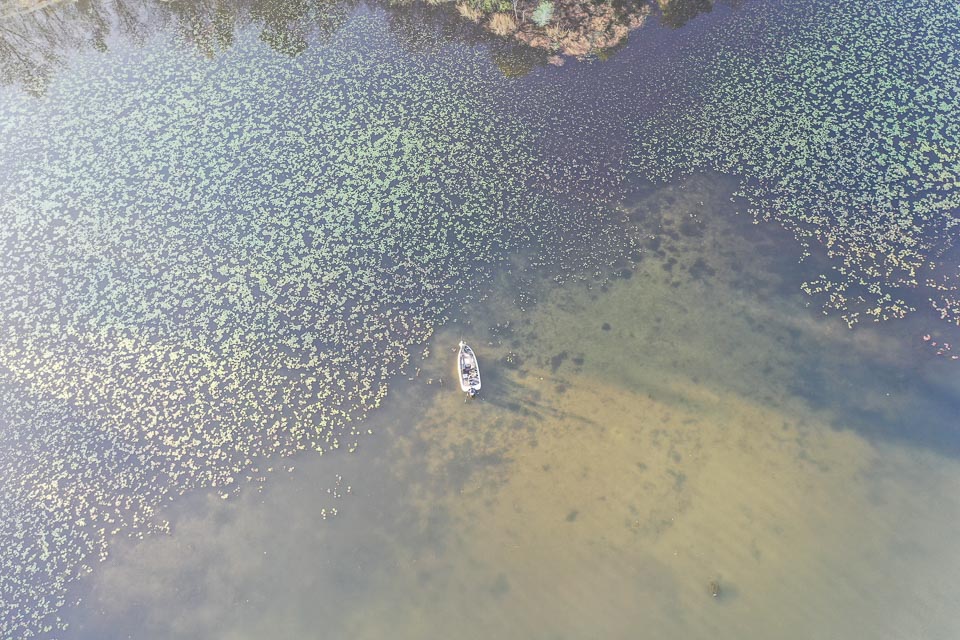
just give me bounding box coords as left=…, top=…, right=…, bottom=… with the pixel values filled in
left=0, top=7, right=637, bottom=637
left=631, top=0, right=960, bottom=331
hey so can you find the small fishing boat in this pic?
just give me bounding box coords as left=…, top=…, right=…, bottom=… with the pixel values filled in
left=458, top=341, right=481, bottom=397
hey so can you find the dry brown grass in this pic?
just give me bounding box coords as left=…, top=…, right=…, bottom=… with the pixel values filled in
left=488, top=12, right=517, bottom=36
left=545, top=25, right=569, bottom=41
left=456, top=3, right=483, bottom=22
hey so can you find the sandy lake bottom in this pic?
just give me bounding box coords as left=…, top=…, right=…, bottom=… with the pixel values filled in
left=61, top=176, right=960, bottom=640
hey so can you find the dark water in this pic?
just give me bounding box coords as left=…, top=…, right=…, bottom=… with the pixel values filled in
left=1, top=0, right=959, bottom=638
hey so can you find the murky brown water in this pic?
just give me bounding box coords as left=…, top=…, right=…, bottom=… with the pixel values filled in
left=61, top=175, right=960, bottom=640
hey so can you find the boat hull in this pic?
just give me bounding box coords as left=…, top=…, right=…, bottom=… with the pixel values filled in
left=457, top=341, right=481, bottom=396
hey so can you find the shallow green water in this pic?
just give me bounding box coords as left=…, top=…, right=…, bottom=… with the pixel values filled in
left=1, top=0, right=959, bottom=637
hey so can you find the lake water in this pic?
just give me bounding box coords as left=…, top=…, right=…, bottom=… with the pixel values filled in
left=1, top=1, right=959, bottom=638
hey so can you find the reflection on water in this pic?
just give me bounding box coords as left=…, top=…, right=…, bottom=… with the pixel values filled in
left=0, top=0, right=733, bottom=95
left=61, top=176, right=960, bottom=639
left=657, top=0, right=717, bottom=29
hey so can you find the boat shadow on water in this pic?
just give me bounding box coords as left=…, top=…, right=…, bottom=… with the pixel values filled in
left=461, top=354, right=576, bottom=424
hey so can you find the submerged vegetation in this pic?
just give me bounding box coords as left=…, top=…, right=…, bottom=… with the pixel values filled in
left=632, top=0, right=960, bottom=337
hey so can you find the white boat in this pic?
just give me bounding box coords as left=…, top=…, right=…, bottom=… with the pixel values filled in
left=458, top=341, right=481, bottom=397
